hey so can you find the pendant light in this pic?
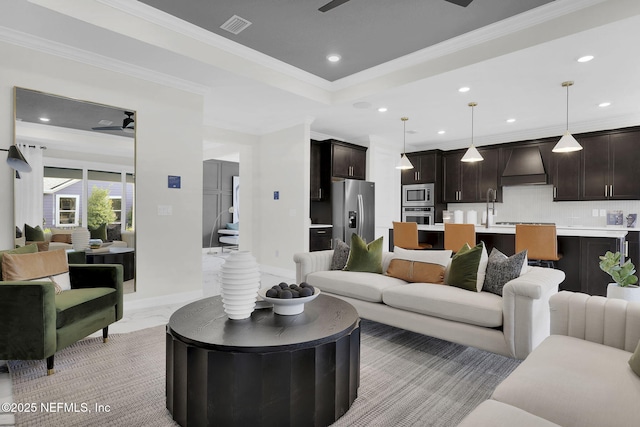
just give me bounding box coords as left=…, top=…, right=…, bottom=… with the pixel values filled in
left=461, top=102, right=483, bottom=162
left=396, top=117, right=414, bottom=170
left=1, top=145, right=31, bottom=172
left=553, top=81, right=583, bottom=153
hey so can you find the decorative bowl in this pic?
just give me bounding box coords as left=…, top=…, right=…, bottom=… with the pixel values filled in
left=257, top=287, right=321, bottom=315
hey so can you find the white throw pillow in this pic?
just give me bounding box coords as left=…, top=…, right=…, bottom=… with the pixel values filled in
left=393, top=247, right=453, bottom=267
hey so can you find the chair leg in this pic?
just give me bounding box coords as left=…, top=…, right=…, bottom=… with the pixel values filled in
left=103, top=326, right=109, bottom=343
left=46, top=355, right=54, bottom=376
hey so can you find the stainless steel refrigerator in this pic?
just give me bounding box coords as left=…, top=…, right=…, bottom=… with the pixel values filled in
left=332, top=179, right=375, bottom=244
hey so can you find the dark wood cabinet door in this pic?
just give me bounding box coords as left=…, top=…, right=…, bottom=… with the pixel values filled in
left=331, top=144, right=352, bottom=178
left=580, top=237, right=620, bottom=296
left=609, top=131, right=640, bottom=199
left=309, top=227, right=332, bottom=251
left=581, top=135, right=610, bottom=200
left=418, top=152, right=437, bottom=183
left=310, top=141, right=322, bottom=200
left=477, top=148, right=500, bottom=202
left=350, top=147, right=367, bottom=180
left=552, top=150, right=581, bottom=201
left=443, top=152, right=463, bottom=202
left=459, top=160, right=479, bottom=202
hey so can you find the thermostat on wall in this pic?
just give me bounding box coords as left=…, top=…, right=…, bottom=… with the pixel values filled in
left=168, top=175, right=181, bottom=189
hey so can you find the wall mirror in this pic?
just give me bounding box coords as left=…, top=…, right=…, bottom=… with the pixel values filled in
left=14, top=87, right=136, bottom=293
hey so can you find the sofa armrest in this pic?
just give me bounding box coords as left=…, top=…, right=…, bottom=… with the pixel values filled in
left=293, top=250, right=334, bottom=283
left=69, top=264, right=124, bottom=320
left=550, top=291, right=640, bottom=352
left=0, top=282, right=57, bottom=360
left=502, top=266, right=564, bottom=359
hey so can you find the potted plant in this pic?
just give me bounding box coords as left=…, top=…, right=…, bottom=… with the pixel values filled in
left=598, top=251, right=640, bottom=302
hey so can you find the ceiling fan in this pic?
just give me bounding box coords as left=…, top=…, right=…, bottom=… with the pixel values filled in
left=319, top=0, right=473, bottom=13
left=92, top=111, right=135, bottom=133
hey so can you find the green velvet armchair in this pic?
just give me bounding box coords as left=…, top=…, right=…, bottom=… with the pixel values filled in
left=0, top=264, right=123, bottom=375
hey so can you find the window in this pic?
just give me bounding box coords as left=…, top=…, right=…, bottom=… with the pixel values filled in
left=56, top=194, right=79, bottom=226
left=110, top=196, right=122, bottom=224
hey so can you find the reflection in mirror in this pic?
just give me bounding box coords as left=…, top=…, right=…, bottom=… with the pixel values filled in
left=14, top=87, right=136, bottom=293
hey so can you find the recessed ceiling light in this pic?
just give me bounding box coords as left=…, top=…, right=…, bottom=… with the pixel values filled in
left=377, top=107, right=388, bottom=113
left=458, top=87, right=470, bottom=93
left=577, top=55, right=594, bottom=63
left=598, top=102, right=611, bottom=107
left=39, top=117, right=50, bottom=122
left=327, top=54, right=341, bottom=63
left=438, top=130, right=446, bottom=135
left=506, top=118, right=516, bottom=123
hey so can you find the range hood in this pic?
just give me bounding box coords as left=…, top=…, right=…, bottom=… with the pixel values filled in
left=501, top=146, right=547, bottom=186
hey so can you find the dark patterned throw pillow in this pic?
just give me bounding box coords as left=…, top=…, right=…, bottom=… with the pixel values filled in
left=330, top=239, right=350, bottom=270
left=482, top=248, right=527, bottom=296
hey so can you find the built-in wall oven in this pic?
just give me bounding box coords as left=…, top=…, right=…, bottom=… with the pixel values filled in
left=402, top=206, right=434, bottom=225
left=402, top=183, right=434, bottom=207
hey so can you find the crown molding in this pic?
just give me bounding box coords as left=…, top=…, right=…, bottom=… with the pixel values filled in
left=0, top=25, right=209, bottom=96
left=97, top=0, right=332, bottom=91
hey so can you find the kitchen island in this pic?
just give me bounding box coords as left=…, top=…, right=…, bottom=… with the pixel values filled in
left=388, top=224, right=638, bottom=297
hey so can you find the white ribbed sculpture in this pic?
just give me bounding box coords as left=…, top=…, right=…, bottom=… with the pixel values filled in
left=219, top=251, right=260, bottom=320
left=71, top=227, right=90, bottom=251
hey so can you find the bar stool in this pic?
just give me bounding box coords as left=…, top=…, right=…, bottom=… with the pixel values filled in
left=515, top=224, right=562, bottom=268
left=444, top=223, right=476, bottom=253
left=393, top=221, right=432, bottom=250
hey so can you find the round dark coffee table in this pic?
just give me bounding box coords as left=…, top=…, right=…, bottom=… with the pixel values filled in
left=166, top=294, right=360, bottom=427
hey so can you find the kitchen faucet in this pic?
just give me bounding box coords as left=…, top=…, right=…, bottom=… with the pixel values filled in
left=486, top=188, right=496, bottom=228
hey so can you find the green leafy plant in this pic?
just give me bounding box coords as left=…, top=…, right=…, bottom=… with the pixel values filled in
left=87, top=186, right=117, bottom=230
left=599, top=251, right=638, bottom=287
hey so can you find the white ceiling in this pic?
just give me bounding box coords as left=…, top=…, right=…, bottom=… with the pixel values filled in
left=2, top=0, right=639, bottom=154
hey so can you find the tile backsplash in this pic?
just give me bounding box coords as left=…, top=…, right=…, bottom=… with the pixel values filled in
left=447, top=185, right=640, bottom=227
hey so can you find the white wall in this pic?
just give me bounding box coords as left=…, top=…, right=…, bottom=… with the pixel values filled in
left=367, top=136, right=402, bottom=251
left=0, top=41, right=204, bottom=302
left=254, top=123, right=311, bottom=270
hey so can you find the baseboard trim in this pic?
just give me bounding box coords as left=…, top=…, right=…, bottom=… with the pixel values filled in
left=124, top=289, right=203, bottom=311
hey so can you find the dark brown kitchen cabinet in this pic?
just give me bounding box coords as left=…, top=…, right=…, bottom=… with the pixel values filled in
left=309, top=227, right=332, bottom=252
left=443, top=148, right=500, bottom=203
left=581, top=131, right=640, bottom=200
left=331, top=142, right=366, bottom=180
left=310, top=140, right=330, bottom=201
left=401, top=152, right=439, bottom=184
left=580, top=237, right=622, bottom=296
left=552, top=150, right=581, bottom=201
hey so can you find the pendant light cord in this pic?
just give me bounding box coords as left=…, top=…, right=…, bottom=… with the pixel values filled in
left=566, top=83, right=570, bottom=131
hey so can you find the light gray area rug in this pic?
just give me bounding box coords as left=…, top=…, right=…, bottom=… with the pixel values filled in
left=10, top=320, right=520, bottom=426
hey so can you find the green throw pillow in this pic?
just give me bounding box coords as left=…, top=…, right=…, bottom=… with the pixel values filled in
left=24, top=224, right=45, bottom=242
left=0, top=243, right=39, bottom=279
left=447, top=242, right=485, bottom=292
left=630, top=339, right=640, bottom=377
left=89, top=223, right=108, bottom=241
left=344, top=234, right=383, bottom=273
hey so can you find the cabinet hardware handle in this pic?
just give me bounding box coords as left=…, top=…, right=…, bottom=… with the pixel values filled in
left=554, top=187, right=557, bottom=198
left=319, top=188, right=322, bottom=199
left=317, top=231, right=326, bottom=234
left=624, top=240, right=629, bottom=257
left=605, top=185, right=608, bottom=197
left=610, top=185, right=613, bottom=197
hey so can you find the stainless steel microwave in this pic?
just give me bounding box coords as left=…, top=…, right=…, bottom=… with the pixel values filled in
left=402, top=183, right=434, bottom=206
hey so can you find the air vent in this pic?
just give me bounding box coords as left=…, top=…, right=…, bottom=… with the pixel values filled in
left=220, top=15, right=252, bottom=35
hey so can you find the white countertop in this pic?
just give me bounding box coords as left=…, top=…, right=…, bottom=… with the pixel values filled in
left=413, top=224, right=632, bottom=239
left=310, top=224, right=333, bottom=229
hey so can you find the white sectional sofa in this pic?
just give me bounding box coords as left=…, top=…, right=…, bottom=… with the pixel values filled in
left=293, top=249, right=565, bottom=359
left=458, top=291, right=640, bottom=427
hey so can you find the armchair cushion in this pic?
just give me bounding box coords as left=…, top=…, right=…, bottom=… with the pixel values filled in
left=630, top=339, right=640, bottom=377
left=55, top=288, right=118, bottom=329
